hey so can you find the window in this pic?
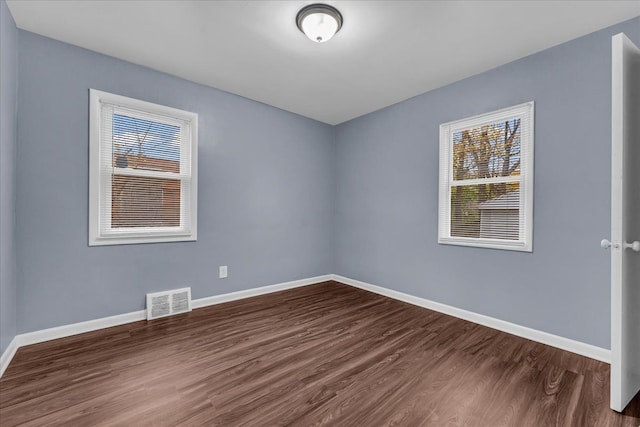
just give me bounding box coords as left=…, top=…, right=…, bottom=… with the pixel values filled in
left=438, top=102, right=534, bottom=251
left=89, top=89, right=197, bottom=246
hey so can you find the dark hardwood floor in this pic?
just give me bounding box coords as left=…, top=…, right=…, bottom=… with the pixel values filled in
left=1, top=281, right=638, bottom=426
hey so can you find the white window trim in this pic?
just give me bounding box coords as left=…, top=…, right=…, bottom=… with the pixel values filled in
left=89, top=89, right=198, bottom=246
left=438, top=101, right=534, bottom=252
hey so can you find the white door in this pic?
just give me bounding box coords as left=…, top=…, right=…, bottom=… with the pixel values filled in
left=606, top=32, right=640, bottom=412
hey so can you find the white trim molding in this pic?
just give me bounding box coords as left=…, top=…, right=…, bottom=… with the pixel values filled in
left=17, top=310, right=147, bottom=349
left=438, top=101, right=534, bottom=252
left=0, top=274, right=333, bottom=378
left=89, top=89, right=198, bottom=246
left=192, top=275, right=332, bottom=309
left=0, top=337, right=19, bottom=378
left=0, top=273, right=609, bottom=378
left=332, top=274, right=610, bottom=363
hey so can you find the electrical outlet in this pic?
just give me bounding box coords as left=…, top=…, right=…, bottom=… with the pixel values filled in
left=219, top=265, right=228, bottom=279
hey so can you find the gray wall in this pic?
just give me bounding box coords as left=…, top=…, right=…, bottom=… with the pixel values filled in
left=0, top=0, right=18, bottom=355
left=6, top=12, right=639, bottom=351
left=334, top=17, right=640, bottom=350
left=16, top=31, right=335, bottom=334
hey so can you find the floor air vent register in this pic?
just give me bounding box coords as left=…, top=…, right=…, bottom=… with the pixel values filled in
left=146, top=287, right=192, bottom=320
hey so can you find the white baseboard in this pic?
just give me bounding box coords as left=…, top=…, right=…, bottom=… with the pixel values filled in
left=332, top=274, right=611, bottom=363
left=0, top=274, right=333, bottom=378
left=0, top=272, right=610, bottom=379
left=1, top=310, right=147, bottom=378
left=192, top=275, right=333, bottom=309
left=0, top=337, right=19, bottom=378
left=17, top=310, right=147, bottom=349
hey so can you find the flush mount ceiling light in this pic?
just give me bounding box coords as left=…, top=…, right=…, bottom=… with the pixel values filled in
left=296, top=3, right=343, bottom=43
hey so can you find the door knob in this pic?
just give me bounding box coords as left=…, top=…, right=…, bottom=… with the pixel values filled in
left=602, top=239, right=640, bottom=251
left=601, top=239, right=621, bottom=249
left=601, top=239, right=612, bottom=249
left=624, top=241, right=640, bottom=252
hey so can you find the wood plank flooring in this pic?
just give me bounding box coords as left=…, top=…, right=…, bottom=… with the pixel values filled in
left=1, top=281, right=638, bottom=426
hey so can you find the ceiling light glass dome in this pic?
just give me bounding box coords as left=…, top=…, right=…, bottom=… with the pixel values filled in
left=296, top=4, right=343, bottom=43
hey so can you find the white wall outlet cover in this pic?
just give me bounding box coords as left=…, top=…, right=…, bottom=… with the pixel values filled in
left=219, top=265, right=228, bottom=279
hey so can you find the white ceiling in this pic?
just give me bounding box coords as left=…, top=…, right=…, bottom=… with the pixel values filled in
left=6, top=1, right=640, bottom=125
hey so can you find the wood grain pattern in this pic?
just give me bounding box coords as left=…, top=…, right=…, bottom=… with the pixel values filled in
left=1, top=281, right=638, bottom=426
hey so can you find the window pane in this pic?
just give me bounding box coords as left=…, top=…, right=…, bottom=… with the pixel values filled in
left=452, top=118, right=521, bottom=181
left=112, top=113, right=180, bottom=173
left=450, top=182, right=520, bottom=240
left=112, top=175, right=180, bottom=228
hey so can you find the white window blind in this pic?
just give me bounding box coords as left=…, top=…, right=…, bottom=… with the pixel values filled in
left=89, top=89, right=198, bottom=246
left=438, top=102, right=534, bottom=252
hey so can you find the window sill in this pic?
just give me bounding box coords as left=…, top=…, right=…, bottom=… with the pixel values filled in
left=89, top=233, right=196, bottom=246
left=438, top=237, right=532, bottom=252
